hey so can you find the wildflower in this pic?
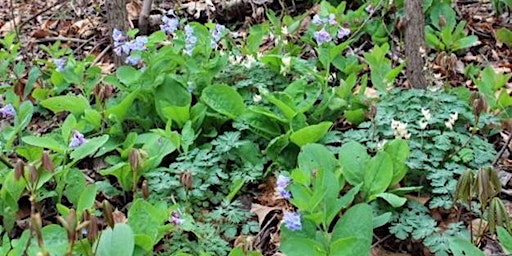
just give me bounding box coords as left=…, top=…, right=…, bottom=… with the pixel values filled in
left=130, top=36, right=148, bottom=51
left=419, top=119, right=428, bottom=130
left=312, top=14, right=324, bottom=25
left=282, top=56, right=291, bottom=68
left=112, top=28, right=126, bottom=42
left=421, top=108, right=432, bottom=121
left=283, top=211, right=302, bottom=231
left=328, top=14, right=337, bottom=25
left=231, top=32, right=241, bottom=38
left=184, top=25, right=197, bottom=56
left=160, top=16, right=179, bottom=34
left=112, top=29, right=127, bottom=56
left=276, top=175, right=291, bottom=199
left=281, top=26, right=289, bottom=35
left=125, top=55, right=141, bottom=66
left=69, top=130, right=87, bottom=149
left=54, top=58, right=67, bottom=72
left=391, top=119, right=411, bottom=139
left=210, top=24, right=226, bottom=49
left=445, top=112, right=458, bottom=130
left=0, top=103, right=16, bottom=118
left=337, top=27, right=350, bottom=39
left=365, top=4, right=375, bottom=15
left=253, top=94, right=262, bottom=103
left=314, top=29, right=332, bottom=45
left=170, top=211, right=184, bottom=225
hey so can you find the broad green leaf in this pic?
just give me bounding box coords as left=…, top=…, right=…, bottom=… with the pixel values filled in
left=26, top=225, right=68, bottom=256
left=201, top=84, right=246, bottom=119
left=61, top=114, right=77, bottom=144
left=498, top=226, right=512, bottom=253
left=226, top=178, right=244, bottom=203
left=384, top=139, right=410, bottom=185
left=241, top=110, right=282, bottom=139
left=116, top=66, right=142, bottom=86
left=64, top=168, right=86, bottom=206
left=155, top=76, right=191, bottom=127
left=298, top=143, right=337, bottom=186
left=329, top=236, right=358, bottom=255
left=22, top=135, right=67, bottom=153
left=449, top=237, right=485, bottom=256
left=70, top=135, right=109, bottom=162
left=17, top=100, right=34, bottom=130
left=128, top=199, right=168, bottom=244
left=331, top=203, right=373, bottom=256
left=290, top=121, right=332, bottom=147
left=364, top=151, right=393, bottom=197
left=106, top=89, right=140, bottom=122
left=95, top=224, right=135, bottom=256
left=453, top=35, right=479, bottom=51
left=40, top=95, right=91, bottom=115
left=374, top=192, right=407, bottom=207
left=77, top=184, right=98, bottom=216
left=373, top=212, right=392, bottom=228
left=339, top=141, right=370, bottom=186
left=496, top=28, right=512, bottom=47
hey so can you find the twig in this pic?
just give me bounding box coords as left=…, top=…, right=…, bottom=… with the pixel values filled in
left=93, top=45, right=112, bottom=65
left=34, top=37, right=90, bottom=44
left=494, top=131, right=512, bottom=166
left=18, top=1, right=66, bottom=31
left=8, top=0, right=20, bottom=43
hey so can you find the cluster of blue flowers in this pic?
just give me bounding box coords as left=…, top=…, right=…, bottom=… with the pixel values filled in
left=112, top=28, right=148, bottom=66
left=276, top=175, right=302, bottom=231
left=69, top=130, right=88, bottom=149
left=170, top=211, right=184, bottom=225
left=210, top=24, right=226, bottom=49
left=0, top=103, right=16, bottom=119
left=184, top=25, right=197, bottom=56
left=160, top=10, right=179, bottom=34
left=53, top=58, right=67, bottom=72
left=311, top=13, right=350, bottom=45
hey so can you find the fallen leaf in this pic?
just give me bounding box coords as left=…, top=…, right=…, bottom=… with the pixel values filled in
left=0, top=16, right=21, bottom=33
left=250, top=203, right=280, bottom=227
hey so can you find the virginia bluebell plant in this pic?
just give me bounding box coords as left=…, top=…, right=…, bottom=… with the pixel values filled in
left=314, top=29, right=332, bottom=45
left=53, top=58, right=67, bottom=72
left=210, top=24, right=226, bottom=49
left=161, top=10, right=180, bottom=34
left=276, top=175, right=291, bottom=199
left=69, top=130, right=88, bottom=149
left=184, top=25, right=197, bottom=56
left=283, top=211, right=302, bottom=231
left=311, top=13, right=351, bottom=45
left=111, top=28, right=148, bottom=66
left=0, top=103, right=16, bottom=119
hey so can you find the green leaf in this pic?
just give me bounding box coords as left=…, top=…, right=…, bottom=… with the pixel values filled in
left=40, top=95, right=91, bottom=115
left=116, top=66, right=142, bottom=86
left=106, top=89, right=140, bottom=122
left=339, top=141, right=370, bottom=186
left=226, top=178, right=244, bottom=203
left=64, top=168, right=86, bottom=206
left=496, top=28, right=512, bottom=47
left=290, top=121, right=332, bottom=147
left=384, top=139, right=410, bottom=185
left=155, top=76, right=191, bottom=127
left=61, top=114, right=77, bottom=144
left=77, top=184, right=97, bottom=216
left=374, top=192, right=407, bottom=207
left=498, top=226, right=512, bottom=253
left=201, top=84, right=246, bottom=119
left=241, top=110, right=282, bottom=139
left=329, top=236, right=358, bottom=255
left=70, top=135, right=109, bottom=162
left=95, top=224, right=135, bottom=256
left=373, top=212, right=392, bottom=228
left=331, top=203, right=373, bottom=256
left=453, top=35, right=479, bottom=51
left=128, top=199, right=168, bottom=246
left=22, top=135, right=67, bottom=153
left=17, top=101, right=34, bottom=131
left=298, top=144, right=338, bottom=186
left=363, top=151, right=393, bottom=196
left=449, top=237, right=485, bottom=256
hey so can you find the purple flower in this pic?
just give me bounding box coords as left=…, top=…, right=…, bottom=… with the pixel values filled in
left=337, top=27, right=350, bottom=39
left=283, top=211, right=302, bottom=231
left=69, top=130, right=87, bottom=149
left=54, top=58, right=67, bottom=72
left=125, top=55, right=141, bottom=66
left=131, top=36, right=148, bottom=51
left=328, top=14, right=337, bottom=25
left=365, top=4, right=375, bottom=15
left=0, top=103, right=16, bottom=118
left=184, top=25, right=197, bottom=56
left=161, top=16, right=179, bottom=34
left=314, top=29, right=332, bottom=45
left=112, top=29, right=127, bottom=56
left=210, top=24, right=226, bottom=49
left=171, top=211, right=184, bottom=225
left=312, top=14, right=324, bottom=25
left=276, top=175, right=291, bottom=199
left=112, top=28, right=126, bottom=42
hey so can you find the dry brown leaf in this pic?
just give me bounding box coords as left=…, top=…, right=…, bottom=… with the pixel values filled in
left=126, top=0, right=142, bottom=21
left=112, top=209, right=127, bottom=224
left=31, top=29, right=50, bottom=39
left=71, top=18, right=100, bottom=38
left=0, top=16, right=21, bottom=33
left=250, top=203, right=280, bottom=227
left=404, top=195, right=430, bottom=205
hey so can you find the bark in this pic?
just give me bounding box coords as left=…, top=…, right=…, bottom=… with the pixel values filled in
left=405, top=0, right=427, bottom=89
left=106, top=0, right=129, bottom=66
left=139, top=0, right=153, bottom=35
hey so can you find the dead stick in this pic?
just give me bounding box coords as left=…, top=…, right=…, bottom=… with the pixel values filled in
left=493, top=131, right=512, bottom=166
left=18, top=1, right=66, bottom=31
left=34, top=37, right=89, bottom=43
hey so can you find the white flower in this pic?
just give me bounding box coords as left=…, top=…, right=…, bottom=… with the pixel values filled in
left=419, top=119, right=428, bottom=130
left=391, top=119, right=400, bottom=130
left=281, top=26, right=289, bottom=35
left=450, top=112, right=458, bottom=122
left=253, top=94, right=262, bottom=103
left=421, top=108, right=431, bottom=121
left=445, top=121, right=453, bottom=130
left=282, top=56, right=291, bottom=68
left=377, top=140, right=388, bottom=150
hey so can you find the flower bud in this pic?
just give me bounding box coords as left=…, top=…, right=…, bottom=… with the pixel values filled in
left=41, top=151, right=55, bottom=173
left=179, top=171, right=193, bottom=191
left=15, top=159, right=25, bottom=181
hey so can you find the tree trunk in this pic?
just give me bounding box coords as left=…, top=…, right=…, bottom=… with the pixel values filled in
left=106, top=0, right=129, bottom=66
left=405, top=0, right=427, bottom=89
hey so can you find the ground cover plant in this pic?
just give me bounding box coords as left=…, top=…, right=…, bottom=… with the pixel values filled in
left=1, top=0, right=512, bottom=255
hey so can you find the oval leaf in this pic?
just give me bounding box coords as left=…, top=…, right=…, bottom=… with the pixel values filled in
left=201, top=84, right=246, bottom=119
left=290, top=121, right=332, bottom=147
